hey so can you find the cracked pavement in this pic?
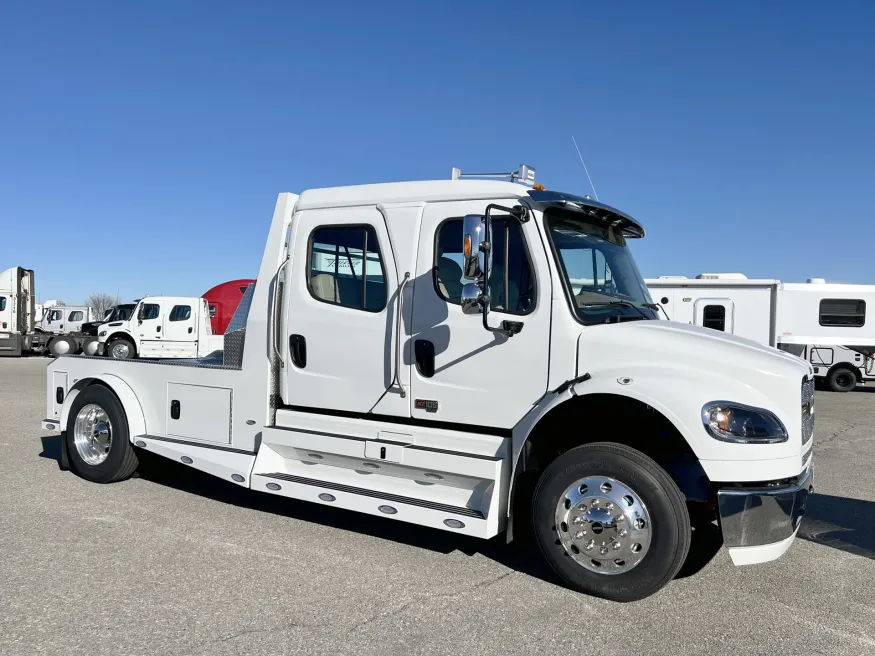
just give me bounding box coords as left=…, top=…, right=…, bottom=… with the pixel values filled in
left=2, top=358, right=874, bottom=655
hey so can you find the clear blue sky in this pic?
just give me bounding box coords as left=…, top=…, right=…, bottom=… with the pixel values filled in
left=1, top=1, right=873, bottom=304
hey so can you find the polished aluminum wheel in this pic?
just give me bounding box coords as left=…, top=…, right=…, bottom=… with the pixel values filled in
left=73, top=404, right=113, bottom=466
left=110, top=342, right=131, bottom=359
left=555, top=476, right=652, bottom=575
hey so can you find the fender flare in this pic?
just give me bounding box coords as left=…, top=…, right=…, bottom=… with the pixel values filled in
left=60, top=374, right=147, bottom=441
left=507, top=380, right=697, bottom=518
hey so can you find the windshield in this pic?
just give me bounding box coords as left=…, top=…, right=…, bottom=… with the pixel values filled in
left=545, top=210, right=656, bottom=325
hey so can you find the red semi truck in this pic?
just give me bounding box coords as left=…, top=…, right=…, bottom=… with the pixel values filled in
left=203, top=279, right=256, bottom=335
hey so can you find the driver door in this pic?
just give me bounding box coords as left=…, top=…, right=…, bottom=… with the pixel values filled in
left=407, top=200, right=552, bottom=428
left=136, top=301, right=164, bottom=357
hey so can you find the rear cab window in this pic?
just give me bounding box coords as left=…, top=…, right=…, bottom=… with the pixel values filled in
left=308, top=225, right=386, bottom=312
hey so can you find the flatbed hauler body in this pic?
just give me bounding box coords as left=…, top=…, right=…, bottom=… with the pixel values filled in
left=43, top=169, right=814, bottom=601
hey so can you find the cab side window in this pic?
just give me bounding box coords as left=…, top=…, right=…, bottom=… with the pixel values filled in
left=308, top=225, right=386, bottom=312
left=0, top=297, right=6, bottom=311
left=434, top=218, right=536, bottom=315
left=138, top=304, right=160, bottom=320
left=169, top=305, right=192, bottom=321
left=68, top=311, right=84, bottom=322
left=49, top=310, right=63, bottom=322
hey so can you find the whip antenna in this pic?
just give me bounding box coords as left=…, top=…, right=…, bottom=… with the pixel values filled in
left=571, top=136, right=599, bottom=201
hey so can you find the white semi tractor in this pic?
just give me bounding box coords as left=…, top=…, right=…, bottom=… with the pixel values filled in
left=42, top=167, right=814, bottom=601
left=646, top=273, right=875, bottom=392
left=0, top=266, right=100, bottom=357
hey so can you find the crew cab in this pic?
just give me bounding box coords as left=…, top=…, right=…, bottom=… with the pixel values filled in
left=98, top=296, right=223, bottom=359
left=42, top=166, right=814, bottom=601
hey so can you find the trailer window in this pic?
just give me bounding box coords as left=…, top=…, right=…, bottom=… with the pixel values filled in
left=820, top=299, right=865, bottom=327
left=169, top=305, right=192, bottom=321
left=138, top=304, right=160, bottom=321
left=308, top=225, right=386, bottom=312
left=810, top=347, right=834, bottom=366
left=434, top=218, right=536, bottom=315
left=702, top=305, right=726, bottom=331
left=0, top=297, right=5, bottom=311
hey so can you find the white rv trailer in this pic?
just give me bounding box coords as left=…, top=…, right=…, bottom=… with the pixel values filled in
left=41, top=166, right=814, bottom=602
left=646, top=273, right=875, bottom=391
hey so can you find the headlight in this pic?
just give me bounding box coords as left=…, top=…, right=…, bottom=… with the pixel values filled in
left=99, top=331, right=107, bottom=337
left=701, top=402, right=788, bottom=444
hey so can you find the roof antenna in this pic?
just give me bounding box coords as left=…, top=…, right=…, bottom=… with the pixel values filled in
left=571, top=136, right=599, bottom=201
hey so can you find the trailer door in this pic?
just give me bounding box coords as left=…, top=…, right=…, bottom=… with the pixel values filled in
left=694, top=298, right=734, bottom=333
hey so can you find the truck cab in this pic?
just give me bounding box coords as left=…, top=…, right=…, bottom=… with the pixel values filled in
left=98, top=296, right=222, bottom=359
left=37, top=306, right=94, bottom=335
left=43, top=166, right=814, bottom=601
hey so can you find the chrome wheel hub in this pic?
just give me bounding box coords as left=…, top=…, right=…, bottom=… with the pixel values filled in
left=555, top=476, right=652, bottom=575
left=54, top=340, right=71, bottom=355
left=111, top=342, right=130, bottom=359
left=73, top=404, right=113, bottom=466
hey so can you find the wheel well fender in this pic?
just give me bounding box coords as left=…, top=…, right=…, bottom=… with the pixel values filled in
left=506, top=390, right=710, bottom=534
left=60, top=375, right=147, bottom=441
left=826, top=361, right=862, bottom=382
left=106, top=331, right=135, bottom=344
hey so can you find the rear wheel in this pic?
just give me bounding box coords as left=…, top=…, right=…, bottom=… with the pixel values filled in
left=532, top=442, right=691, bottom=602
left=65, top=385, right=138, bottom=483
left=48, top=335, right=79, bottom=358
left=108, top=337, right=136, bottom=360
left=828, top=367, right=857, bottom=393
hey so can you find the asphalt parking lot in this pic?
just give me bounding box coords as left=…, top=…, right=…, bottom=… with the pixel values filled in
left=1, top=357, right=874, bottom=656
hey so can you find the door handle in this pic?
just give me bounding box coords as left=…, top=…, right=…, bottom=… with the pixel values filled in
left=157, top=326, right=161, bottom=332
left=289, top=334, right=307, bottom=368
left=414, top=339, right=435, bottom=378
left=188, top=327, right=193, bottom=334
left=170, top=400, right=180, bottom=420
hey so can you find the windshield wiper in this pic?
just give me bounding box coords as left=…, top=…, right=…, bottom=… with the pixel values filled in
left=643, top=302, right=671, bottom=320
left=580, top=300, right=651, bottom=321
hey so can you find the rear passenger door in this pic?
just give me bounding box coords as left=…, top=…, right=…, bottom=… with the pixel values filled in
left=283, top=207, right=404, bottom=416
left=163, top=302, right=197, bottom=357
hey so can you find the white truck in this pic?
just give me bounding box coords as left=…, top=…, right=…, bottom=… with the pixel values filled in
left=41, top=167, right=814, bottom=601
left=98, top=296, right=223, bottom=360
left=646, top=273, right=875, bottom=392
left=0, top=267, right=100, bottom=357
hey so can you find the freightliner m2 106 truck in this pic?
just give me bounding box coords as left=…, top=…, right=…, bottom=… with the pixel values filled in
left=41, top=166, right=814, bottom=601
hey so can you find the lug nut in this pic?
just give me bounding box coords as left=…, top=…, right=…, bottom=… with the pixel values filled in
left=584, top=540, right=595, bottom=551
left=572, top=516, right=584, bottom=525
left=591, top=498, right=600, bottom=506
left=612, top=541, right=621, bottom=550
left=574, top=531, right=585, bottom=540
left=599, top=546, right=609, bottom=555
left=619, top=529, right=628, bottom=538
left=577, top=503, right=587, bottom=512
left=605, top=502, right=614, bottom=510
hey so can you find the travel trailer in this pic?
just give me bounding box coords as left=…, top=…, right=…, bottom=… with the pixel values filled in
left=646, top=274, right=875, bottom=391
left=42, top=166, right=813, bottom=601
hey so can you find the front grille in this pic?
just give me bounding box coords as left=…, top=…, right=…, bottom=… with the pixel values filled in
left=801, top=377, right=815, bottom=445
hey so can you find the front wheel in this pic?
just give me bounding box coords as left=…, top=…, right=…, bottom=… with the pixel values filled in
left=65, top=385, right=139, bottom=483
left=828, top=367, right=857, bottom=393
left=108, top=338, right=136, bottom=360
left=532, top=442, right=691, bottom=602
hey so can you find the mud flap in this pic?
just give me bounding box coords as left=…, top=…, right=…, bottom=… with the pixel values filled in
left=59, top=431, right=70, bottom=471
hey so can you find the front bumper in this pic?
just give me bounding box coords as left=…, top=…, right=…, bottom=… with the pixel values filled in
left=717, top=464, right=813, bottom=565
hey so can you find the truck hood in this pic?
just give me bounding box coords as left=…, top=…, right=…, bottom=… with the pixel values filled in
left=580, top=319, right=812, bottom=382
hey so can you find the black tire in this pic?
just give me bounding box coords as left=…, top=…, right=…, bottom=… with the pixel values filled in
left=828, top=367, right=857, bottom=393
left=532, top=442, right=691, bottom=602
left=108, top=337, right=136, bottom=360
left=80, top=336, right=100, bottom=356
left=65, top=385, right=139, bottom=483
left=48, top=335, right=79, bottom=358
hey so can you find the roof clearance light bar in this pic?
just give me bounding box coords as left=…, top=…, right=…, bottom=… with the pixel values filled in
left=451, top=164, right=536, bottom=187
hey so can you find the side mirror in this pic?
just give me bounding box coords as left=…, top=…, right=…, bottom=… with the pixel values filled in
left=461, top=214, right=489, bottom=281
left=461, top=283, right=483, bottom=315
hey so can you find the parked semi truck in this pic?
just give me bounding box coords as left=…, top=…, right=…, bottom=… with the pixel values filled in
left=204, top=279, right=256, bottom=334
left=42, top=166, right=814, bottom=601
left=0, top=267, right=101, bottom=357
left=98, top=295, right=224, bottom=359
left=646, top=273, right=875, bottom=392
